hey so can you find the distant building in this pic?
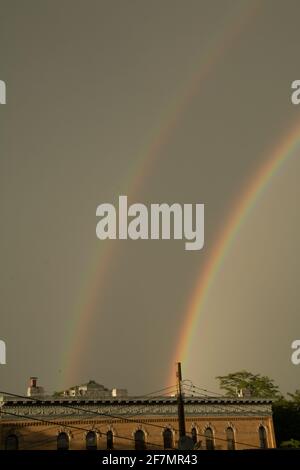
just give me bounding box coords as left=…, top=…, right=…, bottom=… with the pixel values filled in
left=59, top=380, right=127, bottom=399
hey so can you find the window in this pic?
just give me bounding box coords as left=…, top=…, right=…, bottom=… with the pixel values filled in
left=163, top=428, right=173, bottom=449
left=57, top=432, right=69, bottom=450
left=5, top=434, right=18, bottom=450
left=191, top=427, right=197, bottom=445
left=226, top=427, right=235, bottom=450
left=107, top=430, right=114, bottom=450
left=135, top=429, right=146, bottom=450
left=86, top=431, right=97, bottom=450
left=259, top=426, right=268, bottom=449
left=204, top=427, right=214, bottom=450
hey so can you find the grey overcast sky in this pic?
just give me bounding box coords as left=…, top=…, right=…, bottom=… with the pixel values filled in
left=0, top=0, right=300, bottom=396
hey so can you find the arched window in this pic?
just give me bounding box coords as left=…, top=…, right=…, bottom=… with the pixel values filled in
left=5, top=434, right=18, bottom=450
left=259, top=426, right=268, bottom=449
left=57, top=432, right=69, bottom=450
left=226, top=427, right=235, bottom=450
left=135, top=429, right=146, bottom=450
left=86, top=431, right=97, bottom=450
left=204, top=427, right=214, bottom=450
left=107, top=430, right=114, bottom=450
left=191, top=427, right=197, bottom=445
left=163, top=428, right=173, bottom=449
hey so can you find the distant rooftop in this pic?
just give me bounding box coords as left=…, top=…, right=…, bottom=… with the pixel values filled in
left=54, top=379, right=127, bottom=398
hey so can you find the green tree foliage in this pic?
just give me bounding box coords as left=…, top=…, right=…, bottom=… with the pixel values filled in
left=279, top=439, right=300, bottom=449
left=287, top=389, right=300, bottom=404
left=216, top=370, right=281, bottom=398
left=273, top=392, right=300, bottom=446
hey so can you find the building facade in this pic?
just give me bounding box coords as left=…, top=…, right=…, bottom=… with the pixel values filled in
left=0, top=396, right=276, bottom=450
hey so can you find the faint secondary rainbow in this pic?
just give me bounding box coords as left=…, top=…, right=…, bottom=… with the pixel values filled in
left=62, top=1, right=261, bottom=388
left=169, top=120, right=300, bottom=385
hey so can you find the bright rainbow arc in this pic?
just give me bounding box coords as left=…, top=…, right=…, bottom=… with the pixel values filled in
left=62, top=2, right=261, bottom=388
left=169, top=121, right=300, bottom=385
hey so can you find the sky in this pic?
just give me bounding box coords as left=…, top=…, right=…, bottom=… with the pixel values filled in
left=0, top=0, right=300, bottom=396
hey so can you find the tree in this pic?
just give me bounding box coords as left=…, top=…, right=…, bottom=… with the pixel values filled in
left=280, top=439, right=300, bottom=449
left=287, top=389, right=300, bottom=405
left=273, top=392, right=300, bottom=445
left=216, top=370, right=281, bottom=398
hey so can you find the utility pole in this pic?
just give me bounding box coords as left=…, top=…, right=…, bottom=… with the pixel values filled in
left=176, top=362, right=194, bottom=450
left=176, top=362, right=186, bottom=438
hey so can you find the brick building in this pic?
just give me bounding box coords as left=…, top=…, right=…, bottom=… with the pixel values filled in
left=0, top=395, right=276, bottom=450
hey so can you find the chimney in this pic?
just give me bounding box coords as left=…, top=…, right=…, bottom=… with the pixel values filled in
left=30, top=377, right=38, bottom=388
left=27, top=377, right=44, bottom=397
